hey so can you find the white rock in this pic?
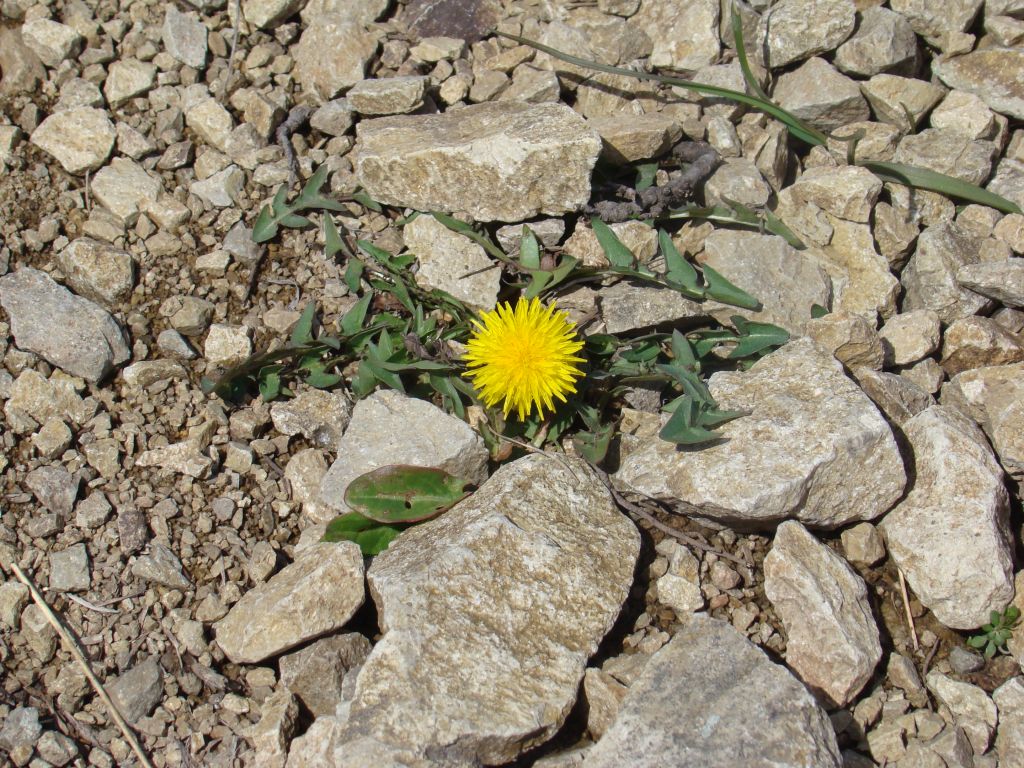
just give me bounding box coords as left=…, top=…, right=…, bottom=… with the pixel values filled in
left=880, top=405, right=1014, bottom=629
left=214, top=542, right=365, bottom=664
left=402, top=214, right=500, bottom=312
left=629, top=0, right=719, bottom=71
left=30, top=107, right=115, bottom=174
left=878, top=309, right=942, bottom=367
left=90, top=158, right=163, bottom=225
left=290, top=455, right=639, bottom=766
left=834, top=6, right=918, bottom=77
left=20, top=19, right=83, bottom=68
left=185, top=98, right=235, bottom=153
left=655, top=540, right=704, bottom=614
left=204, top=323, right=251, bottom=367
left=902, top=221, right=992, bottom=324
left=103, top=59, right=156, bottom=105
left=317, top=389, right=488, bottom=520
left=773, top=57, right=870, bottom=133
left=293, top=18, right=381, bottom=101
left=615, top=338, right=906, bottom=530
left=760, top=0, right=856, bottom=68
left=162, top=6, right=207, bottom=69
left=926, top=671, right=998, bottom=753
left=190, top=165, right=244, bottom=208
left=242, top=0, right=306, bottom=28
left=764, top=521, right=882, bottom=707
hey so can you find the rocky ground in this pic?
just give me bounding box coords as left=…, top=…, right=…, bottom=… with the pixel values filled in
left=1, top=0, right=1024, bottom=766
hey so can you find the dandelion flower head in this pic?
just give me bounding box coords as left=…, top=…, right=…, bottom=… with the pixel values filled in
left=463, top=297, right=585, bottom=421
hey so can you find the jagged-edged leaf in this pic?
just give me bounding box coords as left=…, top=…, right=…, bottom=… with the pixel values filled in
left=659, top=398, right=721, bottom=445
left=660, top=229, right=700, bottom=291
left=520, top=226, right=541, bottom=270
left=728, top=316, right=790, bottom=359
left=322, top=512, right=402, bottom=555
left=573, top=422, right=616, bottom=464
left=323, top=215, right=352, bottom=260
left=344, top=465, right=473, bottom=524
left=591, top=217, right=635, bottom=268
left=702, top=264, right=761, bottom=310
left=290, top=303, right=317, bottom=346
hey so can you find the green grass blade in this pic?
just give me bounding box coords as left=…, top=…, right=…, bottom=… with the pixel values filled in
left=862, top=161, right=1022, bottom=215
left=731, top=3, right=771, bottom=103
left=496, top=32, right=828, bottom=147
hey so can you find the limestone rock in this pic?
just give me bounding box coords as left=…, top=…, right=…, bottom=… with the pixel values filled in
left=0, top=268, right=130, bottom=383
left=894, top=128, right=996, bottom=186
left=940, top=316, right=1024, bottom=376
left=861, top=75, right=946, bottom=133
left=703, top=158, right=771, bottom=209
left=628, top=0, right=718, bottom=71
left=279, top=633, right=372, bottom=717
left=0, top=28, right=46, bottom=95
left=834, top=6, right=918, bottom=77
left=588, top=113, right=682, bottom=164
left=933, top=48, right=1024, bottom=120
left=941, top=362, right=1024, bottom=478
left=563, top=220, right=658, bottom=268
left=926, top=671, right=998, bottom=753
left=294, top=19, right=381, bottom=101
left=957, top=258, right=1024, bottom=308
left=764, top=521, right=881, bottom=707
left=318, top=390, right=488, bottom=519
left=654, top=541, right=704, bottom=614
left=214, top=542, right=364, bottom=664
left=162, top=6, right=207, bottom=69
left=880, top=405, right=1014, bottom=629
left=49, top=544, right=90, bottom=592
left=615, top=338, right=906, bottom=530
left=20, top=19, right=83, bottom=68
left=270, top=389, right=351, bottom=450
left=103, top=59, right=156, bottom=105
left=295, top=455, right=638, bottom=765
left=248, top=689, right=299, bottom=768
left=701, top=230, right=833, bottom=335
left=805, top=311, right=885, bottom=370
left=840, top=522, right=886, bottom=567
left=107, top=657, right=164, bottom=724
left=582, top=615, right=841, bottom=768
left=348, top=76, right=428, bottom=116
left=774, top=58, right=870, bottom=132
left=889, top=0, right=983, bottom=40
left=990, top=158, right=1024, bottom=214
left=354, top=102, right=602, bottom=222
left=89, top=158, right=163, bottom=225
left=25, top=465, right=78, bottom=517
left=29, top=107, right=116, bottom=174
left=878, top=309, right=942, bottom=367
left=760, top=0, right=855, bottom=68
left=131, top=543, right=192, bottom=589
left=185, top=98, right=234, bottom=153
left=242, top=0, right=306, bottom=28
left=599, top=281, right=704, bottom=334
left=902, top=222, right=992, bottom=324
left=402, top=214, right=501, bottom=311
left=931, top=89, right=1004, bottom=141
left=56, top=237, right=135, bottom=308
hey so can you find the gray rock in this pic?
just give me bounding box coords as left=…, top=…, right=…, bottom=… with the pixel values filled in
left=834, top=6, right=918, bottom=77
left=902, top=222, right=992, bottom=324
left=57, top=237, right=135, bottom=308
left=703, top=158, right=771, bottom=209
left=764, top=521, right=881, bottom=707
left=20, top=19, right=83, bottom=68
left=615, top=338, right=906, bottom=529
left=36, top=730, right=78, bottom=766
left=0, top=27, right=46, bottom=95
left=29, top=107, right=116, bottom=174
left=895, top=128, right=996, bottom=186
left=563, top=220, right=658, bottom=268
left=291, top=455, right=638, bottom=766
left=402, top=214, right=501, bottom=311
left=242, top=0, right=305, bottom=28
left=131, top=542, right=192, bottom=590
left=599, top=281, right=704, bottom=334
left=279, top=633, right=372, bottom=717
left=249, top=689, right=299, bottom=768
left=862, top=75, right=946, bottom=133
left=773, top=57, right=870, bottom=132
left=156, top=329, right=197, bottom=360
left=270, top=389, right=352, bottom=450
left=162, top=6, right=207, bottom=68
left=318, top=389, right=488, bottom=520
left=764, top=0, right=855, bottom=66
left=75, top=492, right=112, bottom=529
left=169, top=295, right=215, bottom=336
left=121, top=360, right=187, bottom=388
left=310, top=99, right=355, bottom=137
left=49, top=544, right=90, bottom=592
left=294, top=19, right=382, bottom=101
left=107, top=657, right=163, bottom=724
left=926, top=671, right=998, bottom=753
left=994, top=677, right=1024, bottom=768
left=655, top=540, right=704, bottom=614
left=931, top=89, right=1005, bottom=141
left=135, top=440, right=213, bottom=479
left=880, top=406, right=1014, bottom=629
left=889, top=0, right=983, bottom=40
left=184, top=97, right=234, bottom=153
left=55, top=78, right=104, bottom=112
left=496, top=219, right=566, bottom=255
left=933, top=47, right=1024, bottom=120
left=21, top=605, right=56, bottom=661
left=0, top=581, right=30, bottom=628
left=90, top=157, right=163, bottom=225
left=190, top=165, right=244, bottom=208
left=948, top=645, right=985, bottom=674
left=222, top=222, right=263, bottom=266
left=25, top=465, right=79, bottom=516
left=354, top=102, right=602, bottom=222
left=204, top=323, right=251, bottom=367
left=213, top=542, right=364, bottom=664
left=581, top=615, right=841, bottom=768
left=805, top=311, right=885, bottom=370
left=348, top=76, right=428, bottom=116
left=588, top=113, right=682, bottom=164
left=784, top=165, right=882, bottom=224
left=957, top=258, right=1024, bottom=308
left=103, top=59, right=156, bottom=105
left=0, top=707, right=42, bottom=752
left=990, top=158, right=1024, bottom=214
left=628, top=0, right=718, bottom=71
left=701, top=230, right=833, bottom=335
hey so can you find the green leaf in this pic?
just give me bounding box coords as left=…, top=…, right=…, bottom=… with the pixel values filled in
left=863, top=161, right=1022, bottom=215
left=429, top=374, right=465, bottom=419
left=591, top=217, right=635, bottom=268
left=811, top=303, right=829, bottom=319
left=344, top=258, right=365, bottom=292
left=660, top=230, right=700, bottom=291
left=344, top=465, right=473, bottom=524
left=702, top=264, right=761, bottom=310
left=573, top=422, right=616, bottom=464
left=523, top=269, right=553, bottom=299
left=670, top=329, right=697, bottom=369
left=323, top=215, right=352, bottom=260
left=290, top=303, right=317, bottom=346
left=546, top=255, right=579, bottom=290
left=635, top=162, right=658, bottom=191
left=258, top=365, right=283, bottom=401
left=305, top=365, right=342, bottom=389
left=351, top=190, right=383, bottom=212
left=967, top=634, right=989, bottom=649
left=252, top=203, right=279, bottom=243
left=519, top=226, right=541, bottom=270
left=351, top=360, right=377, bottom=399
left=340, top=292, right=372, bottom=335
left=731, top=2, right=770, bottom=103
left=321, top=512, right=402, bottom=555
left=728, top=316, right=790, bottom=359
left=659, top=399, right=722, bottom=445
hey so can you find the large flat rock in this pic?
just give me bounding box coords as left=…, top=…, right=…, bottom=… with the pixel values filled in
left=880, top=405, right=1014, bottom=629
left=353, top=102, right=601, bottom=222
left=934, top=48, right=1024, bottom=120
left=288, top=455, right=639, bottom=766
left=615, top=338, right=906, bottom=530
left=581, top=614, right=841, bottom=768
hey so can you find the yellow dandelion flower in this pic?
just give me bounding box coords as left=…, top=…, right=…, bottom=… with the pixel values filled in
left=463, top=297, right=586, bottom=421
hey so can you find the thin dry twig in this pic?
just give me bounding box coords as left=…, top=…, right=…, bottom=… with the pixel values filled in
left=5, top=563, right=156, bottom=768
left=898, top=567, right=919, bottom=653
left=62, top=593, right=118, bottom=615
left=922, top=636, right=941, bottom=675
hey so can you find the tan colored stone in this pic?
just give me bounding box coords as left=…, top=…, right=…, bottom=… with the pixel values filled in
left=940, top=316, right=1024, bottom=376
left=934, top=48, right=1024, bottom=120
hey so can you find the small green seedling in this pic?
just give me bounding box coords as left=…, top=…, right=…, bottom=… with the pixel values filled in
left=967, top=606, right=1021, bottom=658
